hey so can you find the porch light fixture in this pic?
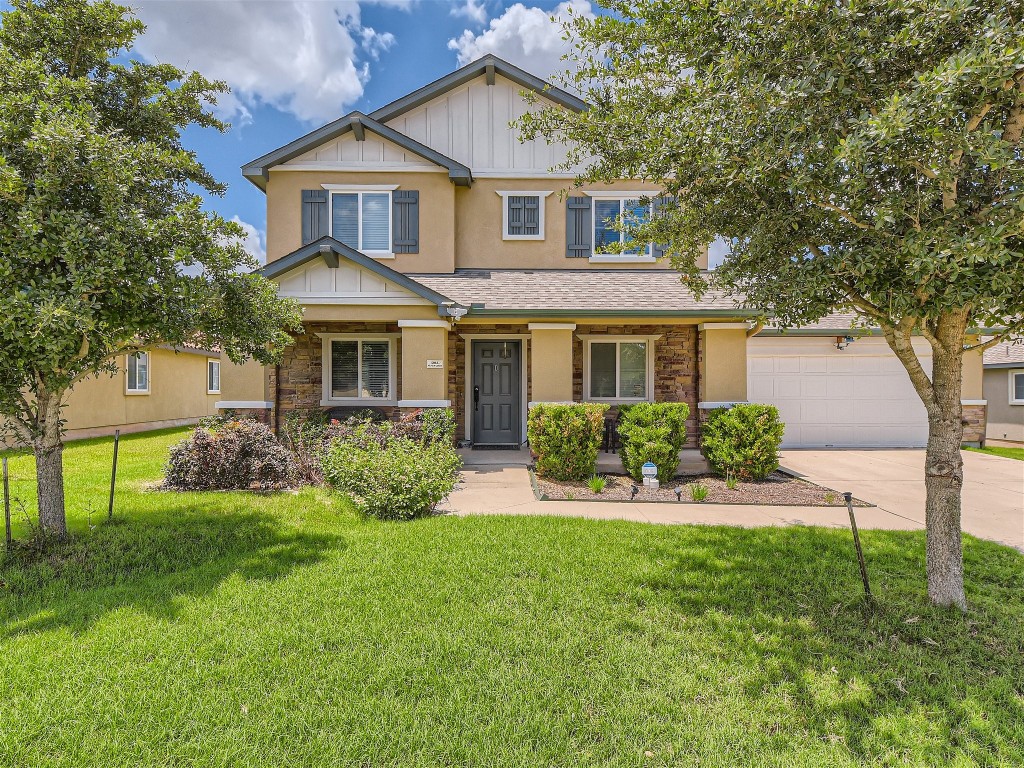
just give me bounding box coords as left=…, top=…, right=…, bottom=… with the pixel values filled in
left=834, top=335, right=856, bottom=351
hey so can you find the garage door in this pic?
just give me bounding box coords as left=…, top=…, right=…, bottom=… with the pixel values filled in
left=747, top=337, right=930, bottom=448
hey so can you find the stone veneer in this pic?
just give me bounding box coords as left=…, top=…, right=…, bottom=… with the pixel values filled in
left=572, top=324, right=700, bottom=448
left=961, top=403, right=987, bottom=446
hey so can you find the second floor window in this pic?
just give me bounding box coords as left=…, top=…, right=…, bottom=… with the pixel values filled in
left=594, top=197, right=651, bottom=256
left=331, top=191, right=391, bottom=254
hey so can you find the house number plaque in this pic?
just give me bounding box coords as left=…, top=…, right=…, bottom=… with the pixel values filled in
left=426, top=360, right=443, bottom=369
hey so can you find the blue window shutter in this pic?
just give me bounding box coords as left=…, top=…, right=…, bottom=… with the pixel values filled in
left=652, top=196, right=668, bottom=259
left=301, top=189, right=328, bottom=244
left=565, top=196, right=592, bottom=258
left=523, top=196, right=540, bottom=236
left=392, top=190, right=419, bottom=253
left=507, top=196, right=525, bottom=235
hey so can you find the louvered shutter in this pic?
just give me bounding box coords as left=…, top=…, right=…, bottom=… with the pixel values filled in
left=392, top=190, right=419, bottom=253
left=565, top=196, right=592, bottom=258
left=523, top=196, right=540, bottom=236
left=301, top=189, right=328, bottom=244
left=507, top=196, right=525, bottom=235
left=652, top=196, right=671, bottom=259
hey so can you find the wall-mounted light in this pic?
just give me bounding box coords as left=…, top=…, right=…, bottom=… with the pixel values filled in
left=447, top=306, right=468, bottom=323
left=834, top=335, right=856, bottom=351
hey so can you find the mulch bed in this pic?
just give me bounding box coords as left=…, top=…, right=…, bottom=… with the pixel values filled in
left=533, top=471, right=870, bottom=506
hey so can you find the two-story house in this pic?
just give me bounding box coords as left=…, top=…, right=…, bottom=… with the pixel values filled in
left=227, top=55, right=987, bottom=449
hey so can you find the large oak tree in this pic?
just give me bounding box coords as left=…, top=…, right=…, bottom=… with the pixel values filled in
left=520, top=0, right=1024, bottom=608
left=0, top=0, right=302, bottom=538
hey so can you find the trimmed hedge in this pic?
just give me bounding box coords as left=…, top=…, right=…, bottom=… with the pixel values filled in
left=701, top=404, right=785, bottom=481
left=617, top=402, right=690, bottom=482
left=527, top=403, right=608, bottom=481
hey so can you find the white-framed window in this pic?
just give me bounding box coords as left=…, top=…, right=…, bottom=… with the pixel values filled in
left=319, top=334, right=397, bottom=405
left=207, top=359, right=221, bottom=394
left=591, top=194, right=652, bottom=259
left=580, top=335, right=659, bottom=404
left=1010, top=370, right=1024, bottom=405
left=324, top=185, right=395, bottom=257
left=126, top=352, right=150, bottom=394
left=497, top=190, right=551, bottom=240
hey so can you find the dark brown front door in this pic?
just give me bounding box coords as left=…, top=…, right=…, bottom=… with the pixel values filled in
left=472, top=340, right=521, bottom=446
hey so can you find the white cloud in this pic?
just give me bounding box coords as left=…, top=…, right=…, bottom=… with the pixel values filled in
left=230, top=216, right=266, bottom=264
left=133, top=1, right=403, bottom=125
left=447, top=0, right=593, bottom=81
left=451, top=0, right=489, bottom=24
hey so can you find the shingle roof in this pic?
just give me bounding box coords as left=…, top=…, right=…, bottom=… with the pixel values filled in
left=984, top=341, right=1024, bottom=367
left=409, top=269, right=748, bottom=316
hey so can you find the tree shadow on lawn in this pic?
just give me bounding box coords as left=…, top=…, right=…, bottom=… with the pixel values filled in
left=635, top=524, right=1024, bottom=763
left=0, top=495, right=345, bottom=638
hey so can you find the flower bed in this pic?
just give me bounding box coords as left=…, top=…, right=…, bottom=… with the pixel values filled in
left=533, top=471, right=869, bottom=506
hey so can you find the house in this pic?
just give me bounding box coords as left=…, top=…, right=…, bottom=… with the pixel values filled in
left=59, top=346, right=224, bottom=440
left=983, top=341, right=1024, bottom=445
left=233, top=55, right=986, bottom=450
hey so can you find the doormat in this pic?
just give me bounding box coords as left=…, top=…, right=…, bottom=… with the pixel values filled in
left=471, top=444, right=522, bottom=450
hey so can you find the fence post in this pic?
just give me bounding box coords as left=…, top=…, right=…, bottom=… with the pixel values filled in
left=108, top=429, right=120, bottom=520
left=3, top=457, right=11, bottom=552
left=844, top=491, right=872, bottom=601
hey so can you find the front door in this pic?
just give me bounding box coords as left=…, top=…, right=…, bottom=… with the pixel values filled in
left=472, top=340, right=521, bottom=446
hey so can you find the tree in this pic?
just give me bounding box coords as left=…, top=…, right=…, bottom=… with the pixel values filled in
left=519, top=0, right=1024, bottom=608
left=0, top=0, right=303, bottom=538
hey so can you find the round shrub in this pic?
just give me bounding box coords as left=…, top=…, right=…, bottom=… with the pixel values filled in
left=527, top=403, right=608, bottom=481
left=165, top=419, right=295, bottom=490
left=701, top=404, right=785, bottom=481
left=617, top=402, right=690, bottom=482
left=322, top=422, right=461, bottom=521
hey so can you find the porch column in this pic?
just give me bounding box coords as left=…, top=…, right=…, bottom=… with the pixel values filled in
left=529, top=323, right=575, bottom=402
left=698, top=323, right=749, bottom=405
left=397, top=320, right=450, bottom=407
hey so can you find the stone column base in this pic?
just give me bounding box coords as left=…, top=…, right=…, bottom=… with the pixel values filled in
left=961, top=401, right=987, bottom=447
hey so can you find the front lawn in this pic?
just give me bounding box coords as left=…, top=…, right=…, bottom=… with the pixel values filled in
left=966, top=445, right=1024, bottom=461
left=2, top=429, right=1023, bottom=767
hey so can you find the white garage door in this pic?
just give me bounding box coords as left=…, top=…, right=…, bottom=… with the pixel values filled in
left=747, top=337, right=931, bottom=448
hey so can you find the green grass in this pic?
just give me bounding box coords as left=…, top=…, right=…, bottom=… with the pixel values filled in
left=2, top=430, right=1023, bottom=767
left=966, top=445, right=1024, bottom=461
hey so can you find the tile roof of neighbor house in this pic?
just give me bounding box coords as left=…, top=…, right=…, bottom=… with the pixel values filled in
left=410, top=269, right=749, bottom=316
left=984, top=340, right=1024, bottom=367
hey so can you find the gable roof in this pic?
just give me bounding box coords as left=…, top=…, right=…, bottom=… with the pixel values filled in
left=984, top=340, right=1024, bottom=368
left=261, top=237, right=455, bottom=310
left=242, top=112, right=472, bottom=190
left=240, top=54, right=586, bottom=191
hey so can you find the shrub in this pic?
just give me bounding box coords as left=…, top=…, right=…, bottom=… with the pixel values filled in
left=323, top=422, right=461, bottom=520
left=616, top=402, right=690, bottom=483
left=701, top=404, right=785, bottom=481
left=689, top=482, right=709, bottom=502
left=165, top=419, right=295, bottom=491
left=527, top=403, right=608, bottom=481
left=587, top=475, right=606, bottom=494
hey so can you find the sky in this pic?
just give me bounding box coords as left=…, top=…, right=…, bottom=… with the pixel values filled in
left=125, top=0, right=597, bottom=263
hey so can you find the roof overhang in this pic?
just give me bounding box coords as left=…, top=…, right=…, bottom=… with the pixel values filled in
left=242, top=112, right=473, bottom=191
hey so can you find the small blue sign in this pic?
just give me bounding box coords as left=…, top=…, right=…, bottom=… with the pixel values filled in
left=641, top=462, right=658, bottom=477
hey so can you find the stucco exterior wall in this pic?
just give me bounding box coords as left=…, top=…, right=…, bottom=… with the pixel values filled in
left=61, top=348, right=219, bottom=438
left=529, top=326, right=575, bottom=402
left=984, top=368, right=1024, bottom=443
left=699, top=325, right=748, bottom=403
left=220, top=358, right=268, bottom=402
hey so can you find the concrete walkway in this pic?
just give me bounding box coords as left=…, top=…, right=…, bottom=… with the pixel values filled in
left=441, top=448, right=1024, bottom=550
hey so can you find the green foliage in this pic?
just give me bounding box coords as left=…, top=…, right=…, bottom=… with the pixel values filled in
left=616, top=402, right=690, bottom=482
left=701, top=404, right=785, bottom=481
left=322, top=422, right=461, bottom=521
left=587, top=475, right=606, bottom=494
left=526, top=403, right=608, bottom=481
left=689, top=482, right=709, bottom=502
left=725, top=472, right=739, bottom=491
left=164, top=419, right=295, bottom=491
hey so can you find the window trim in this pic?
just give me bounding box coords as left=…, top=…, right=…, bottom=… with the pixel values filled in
left=207, top=358, right=221, bottom=395
left=496, top=190, right=551, bottom=241
left=579, top=334, right=661, bottom=404
left=317, top=333, right=399, bottom=406
left=324, top=187, right=396, bottom=259
left=1010, top=369, right=1024, bottom=406
left=125, top=351, right=150, bottom=395
left=585, top=192, right=655, bottom=262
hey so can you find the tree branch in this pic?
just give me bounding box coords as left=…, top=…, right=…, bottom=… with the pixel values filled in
left=806, top=196, right=872, bottom=230
left=881, top=318, right=936, bottom=410
left=1002, top=70, right=1024, bottom=146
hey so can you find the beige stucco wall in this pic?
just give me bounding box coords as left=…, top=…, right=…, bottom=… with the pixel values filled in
left=399, top=325, right=449, bottom=401
left=529, top=326, right=574, bottom=401
left=984, top=368, right=1024, bottom=443
left=699, top=326, right=748, bottom=403
left=62, top=348, right=219, bottom=436
left=961, top=343, right=985, bottom=400
left=220, top=358, right=268, bottom=402
left=265, top=170, right=456, bottom=273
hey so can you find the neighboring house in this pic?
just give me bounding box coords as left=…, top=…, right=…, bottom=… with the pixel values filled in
left=983, top=341, right=1024, bottom=444
left=57, top=346, right=225, bottom=440
left=235, top=55, right=986, bottom=450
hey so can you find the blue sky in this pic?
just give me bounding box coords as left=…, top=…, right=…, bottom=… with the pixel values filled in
left=125, top=0, right=594, bottom=261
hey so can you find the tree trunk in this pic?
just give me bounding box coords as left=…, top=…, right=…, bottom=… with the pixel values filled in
left=32, top=389, right=68, bottom=539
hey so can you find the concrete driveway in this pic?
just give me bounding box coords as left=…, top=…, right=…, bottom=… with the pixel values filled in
left=779, top=449, right=1024, bottom=551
